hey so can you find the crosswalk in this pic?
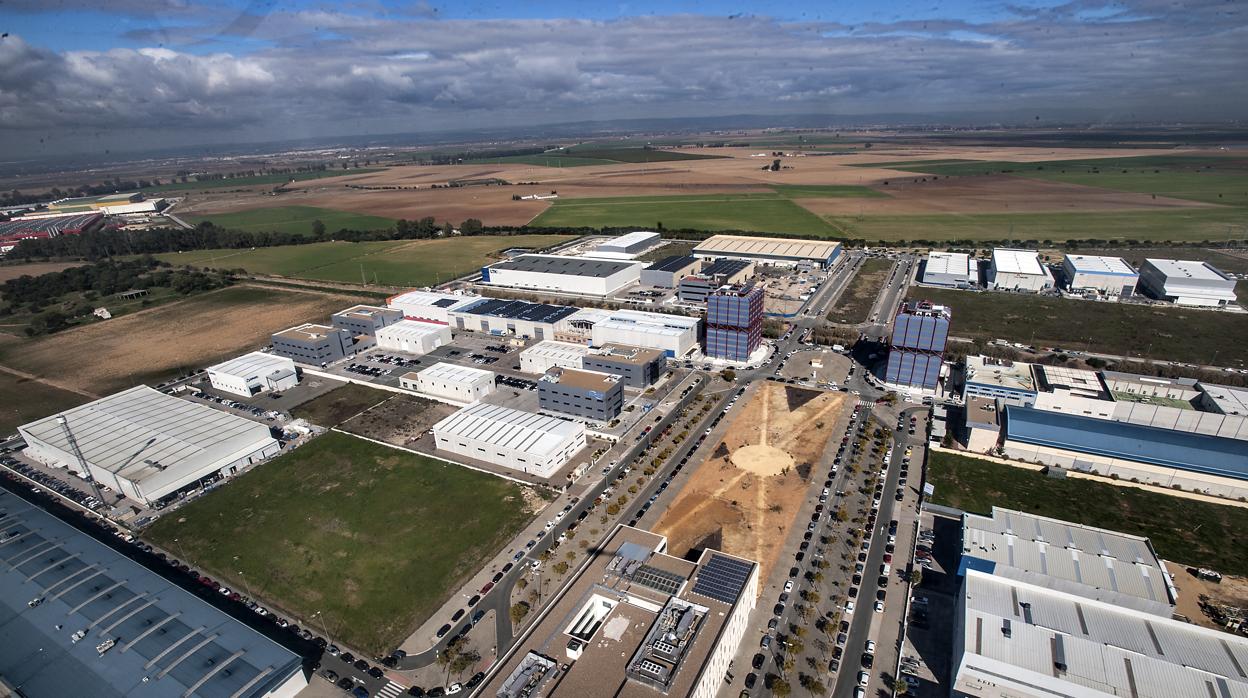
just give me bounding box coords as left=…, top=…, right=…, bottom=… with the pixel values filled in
left=376, top=681, right=406, bottom=698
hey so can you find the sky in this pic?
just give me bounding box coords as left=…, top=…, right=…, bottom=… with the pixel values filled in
left=0, top=0, right=1245, bottom=158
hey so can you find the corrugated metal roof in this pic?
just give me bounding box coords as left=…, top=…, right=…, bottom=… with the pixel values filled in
left=521, top=341, right=591, bottom=362
left=489, top=254, right=641, bottom=278
left=431, top=402, right=583, bottom=459
left=376, top=319, right=450, bottom=341
left=417, top=362, right=493, bottom=384
left=693, top=235, right=841, bottom=262
left=207, top=352, right=294, bottom=378
left=1065, top=254, right=1137, bottom=276
left=992, top=248, right=1045, bottom=276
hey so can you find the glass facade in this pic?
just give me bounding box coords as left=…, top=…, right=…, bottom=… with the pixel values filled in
left=705, top=285, right=763, bottom=361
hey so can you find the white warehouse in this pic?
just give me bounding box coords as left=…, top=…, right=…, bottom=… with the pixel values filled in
left=591, top=231, right=662, bottom=259
left=376, top=319, right=453, bottom=355
left=206, top=351, right=299, bottom=397
left=431, top=401, right=587, bottom=479
left=403, top=362, right=495, bottom=404
left=989, top=248, right=1053, bottom=292
left=18, top=386, right=280, bottom=506
left=921, top=252, right=977, bottom=288
left=591, top=309, right=701, bottom=357
left=1062, top=254, right=1139, bottom=296
left=520, top=340, right=591, bottom=374
left=1138, top=258, right=1238, bottom=307
left=482, top=254, right=644, bottom=296
left=386, top=289, right=480, bottom=324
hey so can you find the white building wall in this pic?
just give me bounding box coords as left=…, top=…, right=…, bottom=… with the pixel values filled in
left=1065, top=268, right=1139, bottom=295
left=375, top=322, right=453, bottom=355
left=991, top=269, right=1052, bottom=292
left=591, top=321, right=698, bottom=357
left=484, top=265, right=642, bottom=296
left=207, top=371, right=256, bottom=397
left=432, top=428, right=585, bottom=479
left=519, top=341, right=591, bottom=374
left=691, top=563, right=758, bottom=698
left=414, top=371, right=495, bottom=404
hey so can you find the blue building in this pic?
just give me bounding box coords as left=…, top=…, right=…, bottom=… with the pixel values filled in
left=884, top=301, right=950, bottom=390
left=705, top=283, right=764, bottom=361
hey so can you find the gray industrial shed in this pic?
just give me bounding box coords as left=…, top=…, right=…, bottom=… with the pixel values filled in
left=0, top=489, right=307, bottom=698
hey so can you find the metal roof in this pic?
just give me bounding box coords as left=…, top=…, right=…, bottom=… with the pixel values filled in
left=375, top=319, right=450, bottom=341
left=1143, top=258, right=1234, bottom=282
left=520, top=341, right=591, bottom=362
left=701, top=259, right=753, bottom=278
left=416, top=362, right=494, bottom=385
left=991, top=248, right=1045, bottom=276
left=456, top=298, right=579, bottom=324
left=644, top=255, right=700, bottom=273
left=431, top=402, right=583, bottom=459
left=1064, top=254, right=1137, bottom=276
left=924, top=252, right=973, bottom=277
left=489, top=254, right=641, bottom=278
left=386, top=290, right=479, bottom=312
left=1004, top=405, right=1248, bottom=479
left=0, top=490, right=304, bottom=698
left=206, top=352, right=294, bottom=379
left=596, top=231, right=660, bottom=252
left=593, top=310, right=701, bottom=338
left=693, top=235, right=842, bottom=262
left=18, top=387, right=277, bottom=497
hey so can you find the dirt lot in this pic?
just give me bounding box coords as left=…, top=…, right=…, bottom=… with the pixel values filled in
left=340, top=393, right=457, bottom=446
left=0, top=285, right=370, bottom=394
left=653, top=382, right=849, bottom=589
left=1171, top=564, right=1248, bottom=632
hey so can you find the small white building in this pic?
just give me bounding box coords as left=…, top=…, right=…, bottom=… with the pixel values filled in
left=375, top=319, right=453, bottom=355
left=431, top=401, right=587, bottom=478
left=1062, top=254, right=1139, bottom=296
left=482, top=254, right=644, bottom=297
left=404, top=362, right=495, bottom=404
left=206, top=351, right=299, bottom=397
left=386, top=289, right=480, bottom=324
left=520, top=340, right=592, bottom=374
left=989, top=248, right=1053, bottom=292
left=590, top=309, right=701, bottom=357
left=921, top=252, right=976, bottom=288
left=1137, top=258, right=1238, bottom=307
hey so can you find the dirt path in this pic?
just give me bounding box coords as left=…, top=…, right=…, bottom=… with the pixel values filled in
left=0, top=364, right=99, bottom=399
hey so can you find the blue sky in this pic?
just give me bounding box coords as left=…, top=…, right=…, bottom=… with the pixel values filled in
left=0, top=0, right=1244, bottom=157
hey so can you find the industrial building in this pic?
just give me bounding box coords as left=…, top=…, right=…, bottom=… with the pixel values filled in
left=693, top=235, right=842, bottom=268
left=483, top=526, right=758, bottom=698
left=270, top=323, right=356, bottom=365
left=556, top=307, right=614, bottom=343
left=591, top=309, right=702, bottom=357
left=952, top=568, right=1248, bottom=698
left=538, top=367, right=625, bottom=422
left=206, top=351, right=299, bottom=397
left=375, top=319, right=452, bottom=355
left=18, top=386, right=280, bottom=506
left=583, top=344, right=666, bottom=388
left=331, top=304, right=403, bottom=337
left=592, top=231, right=662, bottom=259
left=964, top=355, right=1038, bottom=406
left=1062, top=254, right=1138, bottom=296
left=450, top=298, right=580, bottom=341
left=386, top=290, right=480, bottom=324
left=677, top=259, right=755, bottom=303
left=482, top=254, right=644, bottom=296
left=1137, top=258, right=1238, bottom=306
left=403, top=362, right=495, bottom=404
left=641, top=255, right=701, bottom=288
left=704, top=283, right=764, bottom=362
left=0, top=212, right=103, bottom=252
left=431, top=401, right=587, bottom=478
left=920, top=252, right=977, bottom=288
left=519, top=340, right=591, bottom=374
left=0, top=493, right=307, bottom=698
left=883, top=301, right=950, bottom=390
left=988, top=248, right=1053, bottom=292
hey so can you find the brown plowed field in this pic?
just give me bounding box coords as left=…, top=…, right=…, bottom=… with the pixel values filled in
left=653, top=382, right=849, bottom=590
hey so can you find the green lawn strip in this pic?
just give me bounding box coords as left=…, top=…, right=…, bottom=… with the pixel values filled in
left=927, top=451, right=1248, bottom=574
left=145, top=431, right=533, bottom=655
left=183, top=206, right=396, bottom=235
left=769, top=184, right=886, bottom=199
left=144, top=169, right=383, bottom=193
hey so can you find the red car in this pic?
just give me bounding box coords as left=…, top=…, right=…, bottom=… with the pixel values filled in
left=480, top=582, right=494, bottom=594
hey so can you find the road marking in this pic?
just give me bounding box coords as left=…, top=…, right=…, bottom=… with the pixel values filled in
left=376, top=681, right=406, bottom=698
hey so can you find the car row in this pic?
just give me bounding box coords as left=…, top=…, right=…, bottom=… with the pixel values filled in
left=190, top=391, right=278, bottom=420
left=3, top=458, right=105, bottom=510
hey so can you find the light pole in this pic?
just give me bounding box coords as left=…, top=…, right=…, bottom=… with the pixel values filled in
left=172, top=538, right=187, bottom=563
left=312, top=611, right=331, bottom=642
left=233, top=556, right=254, bottom=601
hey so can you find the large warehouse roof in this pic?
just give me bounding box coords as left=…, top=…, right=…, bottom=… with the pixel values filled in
left=432, top=402, right=583, bottom=459
left=596, top=231, right=660, bottom=251
left=0, top=491, right=304, bottom=698
left=594, top=309, right=701, bottom=337
left=1065, top=254, right=1137, bottom=275
left=925, top=251, right=972, bottom=275
left=991, top=248, right=1045, bottom=275
left=521, top=340, right=591, bottom=363
left=457, top=298, right=579, bottom=324
left=377, top=319, right=450, bottom=341
left=693, top=235, right=841, bottom=262
left=1003, top=405, right=1248, bottom=479
left=387, top=289, right=480, bottom=311
left=1144, top=258, right=1233, bottom=282
left=645, top=255, right=700, bottom=272
left=489, top=254, right=640, bottom=278
left=18, top=386, right=276, bottom=497
left=207, top=351, right=294, bottom=378
left=418, top=362, right=493, bottom=384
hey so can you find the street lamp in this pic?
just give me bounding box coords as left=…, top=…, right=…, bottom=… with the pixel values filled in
left=312, top=611, right=331, bottom=641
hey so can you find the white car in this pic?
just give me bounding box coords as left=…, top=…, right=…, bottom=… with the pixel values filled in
left=865, top=640, right=876, bottom=654
left=783, top=580, right=793, bottom=593
left=858, top=671, right=869, bottom=687
left=844, top=601, right=855, bottom=614
left=874, top=600, right=885, bottom=613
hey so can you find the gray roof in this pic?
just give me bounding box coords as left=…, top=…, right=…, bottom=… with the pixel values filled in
left=490, top=254, right=640, bottom=278
left=644, top=255, right=700, bottom=273
left=0, top=490, right=305, bottom=698
left=701, top=258, right=753, bottom=278
left=431, top=402, right=583, bottom=459
left=206, top=352, right=294, bottom=379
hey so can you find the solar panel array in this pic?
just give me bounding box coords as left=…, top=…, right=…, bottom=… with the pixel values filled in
left=632, top=564, right=685, bottom=596
left=691, top=554, right=752, bottom=604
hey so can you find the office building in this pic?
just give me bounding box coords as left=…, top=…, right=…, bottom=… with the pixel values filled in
left=556, top=307, right=614, bottom=343
left=963, top=355, right=1038, bottom=407
left=583, top=344, right=667, bottom=388
left=921, top=252, right=977, bottom=288
left=206, top=352, right=299, bottom=397
left=693, top=235, right=842, bottom=268
left=704, top=283, right=764, bottom=362
left=641, top=255, right=701, bottom=288
left=677, top=259, right=755, bottom=303
left=593, top=231, right=663, bottom=259
left=519, top=340, right=592, bottom=374
left=331, top=304, right=403, bottom=338
left=591, top=310, right=701, bottom=357
left=431, top=402, right=587, bottom=478
left=270, top=323, right=355, bottom=365
left=539, top=367, right=625, bottom=422
left=989, top=248, right=1053, bottom=292
left=482, top=254, right=644, bottom=296
left=884, top=301, right=950, bottom=390
left=375, top=319, right=453, bottom=355
left=403, top=362, right=495, bottom=404
left=18, top=386, right=280, bottom=506
left=1062, top=255, right=1138, bottom=296
left=1138, top=258, right=1238, bottom=307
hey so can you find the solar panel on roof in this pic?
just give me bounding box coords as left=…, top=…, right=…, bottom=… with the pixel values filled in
left=691, top=554, right=752, bottom=604
left=632, top=564, right=685, bottom=595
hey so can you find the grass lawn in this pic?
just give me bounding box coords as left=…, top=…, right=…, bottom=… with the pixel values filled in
left=827, top=258, right=893, bottom=324
left=155, top=234, right=572, bottom=286
left=770, top=184, right=885, bottom=199
left=145, top=431, right=533, bottom=655
left=145, top=169, right=382, bottom=193
left=530, top=193, right=839, bottom=235
left=927, top=451, right=1248, bottom=574
left=184, top=206, right=396, bottom=235
left=906, top=287, right=1248, bottom=366
left=0, top=373, right=90, bottom=434
left=291, top=384, right=393, bottom=427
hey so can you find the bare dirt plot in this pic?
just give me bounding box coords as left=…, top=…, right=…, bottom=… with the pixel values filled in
left=0, top=285, right=370, bottom=395
left=654, top=382, right=849, bottom=588
left=1171, top=565, right=1248, bottom=632
left=0, top=262, right=86, bottom=282
left=340, top=393, right=457, bottom=447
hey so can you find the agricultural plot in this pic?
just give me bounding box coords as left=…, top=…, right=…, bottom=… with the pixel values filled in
left=0, top=372, right=90, bottom=433
left=183, top=205, right=396, bottom=235
left=145, top=169, right=382, bottom=192
left=145, top=431, right=535, bottom=656
left=530, top=193, right=839, bottom=235
left=769, top=184, right=885, bottom=198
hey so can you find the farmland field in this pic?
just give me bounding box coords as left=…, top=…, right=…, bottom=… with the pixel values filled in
left=530, top=193, right=839, bottom=235
left=144, top=431, right=534, bottom=656
left=927, top=451, right=1248, bottom=575
left=0, top=372, right=90, bottom=433
left=155, top=234, right=572, bottom=286
left=145, top=169, right=382, bottom=192
left=769, top=184, right=885, bottom=199
left=183, top=205, right=396, bottom=235
left=559, top=147, right=726, bottom=162
left=906, top=287, right=1248, bottom=367
left=462, top=154, right=620, bottom=167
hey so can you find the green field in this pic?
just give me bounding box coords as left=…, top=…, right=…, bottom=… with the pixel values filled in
left=927, top=451, right=1248, bottom=574
left=145, top=169, right=382, bottom=193
left=906, top=287, right=1248, bottom=366
left=769, top=184, right=885, bottom=199
left=145, top=431, right=533, bottom=655
left=0, top=373, right=90, bottom=434
left=155, top=234, right=572, bottom=286
left=291, top=383, right=392, bottom=427
left=184, top=205, right=396, bottom=235
left=530, top=193, right=839, bottom=235
left=827, top=258, right=893, bottom=324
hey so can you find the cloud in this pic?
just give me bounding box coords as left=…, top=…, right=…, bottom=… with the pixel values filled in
left=0, top=0, right=1244, bottom=155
